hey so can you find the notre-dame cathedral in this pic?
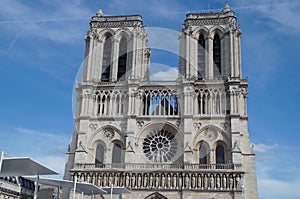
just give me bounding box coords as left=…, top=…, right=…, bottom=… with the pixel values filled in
left=64, top=3, right=258, bottom=199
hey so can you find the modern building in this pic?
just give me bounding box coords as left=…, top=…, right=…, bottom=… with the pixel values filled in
left=64, top=3, right=258, bottom=199
left=0, top=177, right=34, bottom=199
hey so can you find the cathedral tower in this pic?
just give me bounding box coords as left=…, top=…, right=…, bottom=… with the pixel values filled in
left=64, top=3, right=258, bottom=199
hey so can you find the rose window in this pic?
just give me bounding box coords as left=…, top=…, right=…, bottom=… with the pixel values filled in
left=143, top=129, right=178, bottom=163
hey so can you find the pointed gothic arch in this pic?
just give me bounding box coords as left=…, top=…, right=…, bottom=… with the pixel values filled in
left=95, top=144, right=104, bottom=164
left=192, top=26, right=209, bottom=38
left=101, top=34, right=113, bottom=81
left=112, top=140, right=125, bottom=166
left=198, top=34, right=206, bottom=79
left=145, top=192, right=168, bottom=199
left=95, top=141, right=106, bottom=165
left=117, top=36, right=128, bottom=80
left=215, top=141, right=227, bottom=165
left=213, top=33, right=221, bottom=79
left=199, top=141, right=210, bottom=164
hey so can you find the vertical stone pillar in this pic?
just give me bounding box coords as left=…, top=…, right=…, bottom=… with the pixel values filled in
left=94, top=41, right=103, bottom=81
left=186, top=34, right=190, bottom=79
left=83, top=34, right=93, bottom=81
left=131, top=32, right=137, bottom=79
left=80, top=93, right=86, bottom=117
left=112, top=39, right=119, bottom=82
left=221, top=35, right=225, bottom=77
left=190, top=35, right=197, bottom=78
left=237, top=31, right=242, bottom=78
left=208, top=37, right=214, bottom=79
left=229, top=30, right=234, bottom=77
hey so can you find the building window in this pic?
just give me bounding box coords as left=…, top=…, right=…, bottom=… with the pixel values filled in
left=112, top=143, right=123, bottom=165
left=198, top=34, right=205, bottom=79
left=199, top=142, right=209, bottom=164
left=117, top=37, right=127, bottom=81
left=213, top=34, right=221, bottom=78
left=143, top=129, right=178, bottom=163
left=95, top=144, right=104, bottom=165
left=216, top=144, right=225, bottom=164
left=102, top=36, right=112, bottom=81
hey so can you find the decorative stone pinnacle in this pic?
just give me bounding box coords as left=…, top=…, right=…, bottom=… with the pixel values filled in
left=223, top=1, right=231, bottom=12
left=96, top=9, right=104, bottom=17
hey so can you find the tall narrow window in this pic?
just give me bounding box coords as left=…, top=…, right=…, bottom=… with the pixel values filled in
left=95, top=144, right=104, bottom=164
left=216, top=144, right=225, bottom=164
left=198, top=34, right=205, bottom=79
left=117, top=37, right=127, bottom=80
left=199, top=142, right=209, bottom=164
left=112, top=143, right=123, bottom=165
left=102, top=36, right=112, bottom=81
left=213, top=34, right=221, bottom=79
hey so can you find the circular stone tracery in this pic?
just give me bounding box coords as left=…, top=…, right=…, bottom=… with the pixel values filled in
left=142, top=129, right=178, bottom=163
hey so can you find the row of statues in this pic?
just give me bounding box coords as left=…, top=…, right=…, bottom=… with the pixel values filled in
left=75, top=172, right=242, bottom=190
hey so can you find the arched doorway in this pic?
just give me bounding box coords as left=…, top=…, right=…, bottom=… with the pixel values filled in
left=145, top=192, right=168, bottom=199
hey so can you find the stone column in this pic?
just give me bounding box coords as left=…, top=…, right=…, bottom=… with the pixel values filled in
left=94, top=41, right=103, bottom=81
left=208, top=36, right=214, bottom=79
left=229, top=30, right=234, bottom=77
left=84, top=34, right=93, bottom=81
left=186, top=34, right=190, bottom=79
left=112, top=39, right=119, bottom=82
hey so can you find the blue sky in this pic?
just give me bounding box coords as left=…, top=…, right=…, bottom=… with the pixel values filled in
left=0, top=0, right=300, bottom=198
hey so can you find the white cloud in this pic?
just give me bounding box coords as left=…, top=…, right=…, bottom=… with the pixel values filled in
left=150, top=64, right=178, bottom=81
left=254, top=142, right=300, bottom=198
left=256, top=162, right=300, bottom=199
left=52, top=145, right=67, bottom=153
left=0, top=0, right=92, bottom=44
left=253, top=143, right=278, bottom=153
left=258, top=177, right=300, bottom=199
left=34, top=155, right=66, bottom=178
left=234, top=1, right=300, bottom=36
left=8, top=127, right=70, bottom=159
left=0, top=127, right=70, bottom=178
left=146, top=27, right=179, bottom=55
left=256, top=2, right=300, bottom=35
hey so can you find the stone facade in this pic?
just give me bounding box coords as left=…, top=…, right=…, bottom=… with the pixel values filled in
left=64, top=3, right=258, bottom=199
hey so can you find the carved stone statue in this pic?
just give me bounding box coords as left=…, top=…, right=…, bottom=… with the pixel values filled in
left=184, top=174, right=190, bottom=188
left=191, top=174, right=196, bottom=188
left=197, top=175, right=202, bottom=189
left=173, top=175, right=177, bottom=188
left=108, top=174, right=113, bottom=186
left=143, top=174, right=148, bottom=188
left=103, top=175, right=107, bottom=186
left=131, top=174, right=136, bottom=187
left=114, top=174, right=119, bottom=186
left=236, top=175, right=241, bottom=190
left=210, top=175, right=214, bottom=189
left=149, top=175, right=153, bottom=188
left=98, top=174, right=102, bottom=186
left=229, top=176, right=234, bottom=189
left=223, top=175, right=227, bottom=190
left=155, top=174, right=159, bottom=188
left=119, top=174, right=123, bottom=187
left=125, top=174, right=130, bottom=187
left=137, top=174, right=142, bottom=188
left=203, top=175, right=208, bottom=189
left=161, top=174, right=165, bottom=188
left=216, top=176, right=220, bottom=189
left=167, top=174, right=171, bottom=188
left=178, top=174, right=182, bottom=188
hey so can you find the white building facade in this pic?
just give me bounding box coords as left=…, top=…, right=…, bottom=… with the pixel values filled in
left=64, top=3, right=258, bottom=199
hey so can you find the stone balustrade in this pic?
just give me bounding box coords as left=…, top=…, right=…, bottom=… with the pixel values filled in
left=74, top=163, right=242, bottom=171
left=71, top=170, right=243, bottom=191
